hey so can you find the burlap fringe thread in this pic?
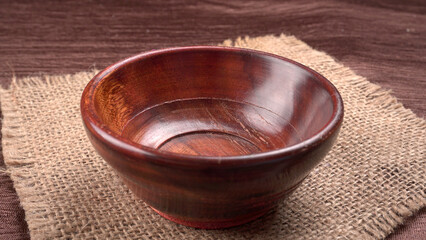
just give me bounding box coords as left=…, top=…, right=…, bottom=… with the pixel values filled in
left=1, top=35, right=425, bottom=239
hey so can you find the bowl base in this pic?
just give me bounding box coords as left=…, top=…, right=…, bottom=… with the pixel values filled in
left=158, top=130, right=262, bottom=156
left=121, top=98, right=301, bottom=157
left=150, top=206, right=270, bottom=229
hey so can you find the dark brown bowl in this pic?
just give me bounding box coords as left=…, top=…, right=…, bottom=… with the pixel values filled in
left=81, top=46, right=343, bottom=229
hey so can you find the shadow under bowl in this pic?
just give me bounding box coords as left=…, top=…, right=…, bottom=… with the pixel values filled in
left=81, top=46, right=344, bottom=229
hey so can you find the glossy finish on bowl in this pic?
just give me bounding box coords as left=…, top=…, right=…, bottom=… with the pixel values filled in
left=81, top=46, right=343, bottom=229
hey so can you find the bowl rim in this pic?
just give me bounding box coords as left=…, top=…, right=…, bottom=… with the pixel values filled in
left=81, top=46, right=344, bottom=167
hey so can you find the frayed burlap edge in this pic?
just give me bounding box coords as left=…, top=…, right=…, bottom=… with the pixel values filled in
left=0, top=71, right=99, bottom=237
left=0, top=35, right=424, bottom=239
left=222, top=35, right=425, bottom=239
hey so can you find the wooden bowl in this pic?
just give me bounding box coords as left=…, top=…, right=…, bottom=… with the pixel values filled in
left=81, top=46, right=344, bottom=229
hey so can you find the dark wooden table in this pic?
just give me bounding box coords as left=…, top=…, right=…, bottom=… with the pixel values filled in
left=0, top=0, right=424, bottom=239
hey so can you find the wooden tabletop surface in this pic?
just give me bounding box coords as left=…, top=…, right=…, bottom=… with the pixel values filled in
left=0, top=0, right=424, bottom=239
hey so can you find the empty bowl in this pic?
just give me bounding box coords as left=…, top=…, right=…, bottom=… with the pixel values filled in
left=81, top=46, right=343, bottom=229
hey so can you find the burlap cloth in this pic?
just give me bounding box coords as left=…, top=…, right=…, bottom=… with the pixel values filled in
left=1, top=35, right=425, bottom=239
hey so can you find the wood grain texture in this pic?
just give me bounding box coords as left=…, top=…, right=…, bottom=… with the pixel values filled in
left=81, top=47, right=343, bottom=229
left=0, top=0, right=424, bottom=118
left=0, top=0, right=424, bottom=238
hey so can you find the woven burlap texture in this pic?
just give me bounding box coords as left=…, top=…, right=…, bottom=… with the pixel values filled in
left=1, top=34, right=425, bottom=239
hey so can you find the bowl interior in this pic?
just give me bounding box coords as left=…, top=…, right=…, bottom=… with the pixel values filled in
left=92, top=48, right=336, bottom=157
